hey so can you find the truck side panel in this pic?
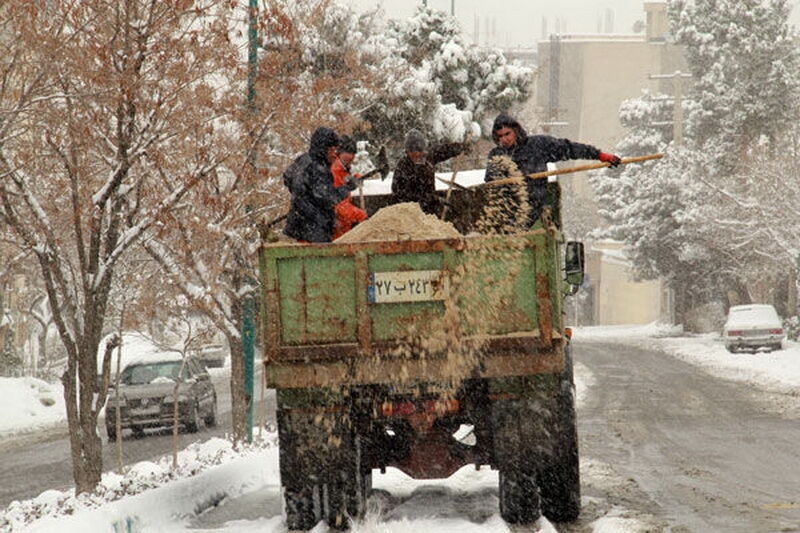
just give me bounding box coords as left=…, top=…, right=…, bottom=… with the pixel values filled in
left=277, top=256, right=358, bottom=344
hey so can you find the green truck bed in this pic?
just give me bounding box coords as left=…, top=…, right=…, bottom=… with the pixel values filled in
left=259, top=230, right=565, bottom=389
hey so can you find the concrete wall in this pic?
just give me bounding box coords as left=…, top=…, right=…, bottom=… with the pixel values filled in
left=592, top=242, right=665, bottom=325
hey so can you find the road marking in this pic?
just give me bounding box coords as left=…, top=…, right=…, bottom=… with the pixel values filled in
left=762, top=502, right=800, bottom=510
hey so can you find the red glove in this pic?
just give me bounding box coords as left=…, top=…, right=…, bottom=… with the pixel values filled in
left=599, top=152, right=621, bottom=167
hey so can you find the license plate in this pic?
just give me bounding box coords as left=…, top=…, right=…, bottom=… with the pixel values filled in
left=131, top=406, right=160, bottom=416
left=368, top=270, right=448, bottom=304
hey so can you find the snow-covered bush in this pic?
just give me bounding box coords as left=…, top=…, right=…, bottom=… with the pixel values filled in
left=783, top=316, right=800, bottom=341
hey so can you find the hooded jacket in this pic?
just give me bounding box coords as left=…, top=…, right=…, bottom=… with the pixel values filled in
left=484, top=113, right=600, bottom=227
left=391, top=142, right=468, bottom=216
left=331, top=157, right=367, bottom=240
left=283, top=127, right=350, bottom=243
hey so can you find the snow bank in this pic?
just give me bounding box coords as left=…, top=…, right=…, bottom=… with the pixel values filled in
left=4, top=437, right=278, bottom=533
left=0, top=377, right=66, bottom=436
left=573, top=322, right=683, bottom=340
left=575, top=322, right=800, bottom=394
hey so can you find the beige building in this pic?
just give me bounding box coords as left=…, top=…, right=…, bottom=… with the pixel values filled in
left=588, top=241, right=672, bottom=325
left=533, top=1, right=685, bottom=325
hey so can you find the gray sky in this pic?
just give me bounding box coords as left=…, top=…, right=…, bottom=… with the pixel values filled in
left=344, top=0, right=800, bottom=48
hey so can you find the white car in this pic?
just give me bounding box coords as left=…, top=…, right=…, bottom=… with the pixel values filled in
left=196, top=343, right=227, bottom=368
left=723, top=304, right=785, bottom=353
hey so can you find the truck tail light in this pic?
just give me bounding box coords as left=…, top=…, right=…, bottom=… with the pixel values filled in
left=727, top=330, right=743, bottom=336
left=381, top=399, right=460, bottom=417
left=423, top=399, right=460, bottom=414
left=382, top=401, right=416, bottom=417
left=769, top=329, right=783, bottom=335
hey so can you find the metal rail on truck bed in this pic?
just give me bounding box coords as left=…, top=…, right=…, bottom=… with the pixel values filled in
left=259, top=230, right=565, bottom=389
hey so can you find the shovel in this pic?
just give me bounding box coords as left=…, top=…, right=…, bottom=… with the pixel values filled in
left=357, top=145, right=389, bottom=209
left=439, top=152, right=467, bottom=220
left=482, top=153, right=664, bottom=188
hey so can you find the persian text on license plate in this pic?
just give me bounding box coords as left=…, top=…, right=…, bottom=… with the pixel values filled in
left=368, top=270, right=448, bottom=304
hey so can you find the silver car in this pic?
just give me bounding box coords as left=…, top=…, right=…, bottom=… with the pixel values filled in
left=105, top=355, right=217, bottom=441
left=723, top=304, right=785, bottom=353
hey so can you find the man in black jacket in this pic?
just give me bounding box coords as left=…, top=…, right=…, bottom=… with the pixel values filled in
left=391, top=129, right=470, bottom=216
left=283, top=127, right=359, bottom=242
left=485, top=113, right=620, bottom=228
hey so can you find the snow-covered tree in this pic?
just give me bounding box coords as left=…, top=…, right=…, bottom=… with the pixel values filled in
left=591, top=92, right=674, bottom=245
left=0, top=0, right=243, bottom=493
left=670, top=0, right=799, bottom=175
left=365, top=6, right=531, bottom=150
left=592, top=0, right=800, bottom=322
left=667, top=0, right=800, bottom=304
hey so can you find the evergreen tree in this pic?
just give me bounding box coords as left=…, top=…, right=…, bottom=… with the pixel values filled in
left=669, top=0, right=799, bottom=174
left=591, top=92, right=673, bottom=245
left=368, top=6, right=531, bottom=148
left=592, top=0, right=800, bottom=322
left=259, top=3, right=531, bottom=152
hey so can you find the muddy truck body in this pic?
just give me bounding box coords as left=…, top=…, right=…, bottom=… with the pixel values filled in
left=259, top=211, right=584, bottom=529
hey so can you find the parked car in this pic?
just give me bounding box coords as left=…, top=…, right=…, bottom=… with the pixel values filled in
left=196, top=342, right=227, bottom=369
left=105, top=354, right=217, bottom=441
left=723, top=304, right=785, bottom=353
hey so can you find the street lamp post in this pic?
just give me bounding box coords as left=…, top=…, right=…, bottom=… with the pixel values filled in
left=242, top=0, right=259, bottom=444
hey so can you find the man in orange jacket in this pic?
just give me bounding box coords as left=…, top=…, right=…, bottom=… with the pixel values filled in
left=330, top=136, right=368, bottom=240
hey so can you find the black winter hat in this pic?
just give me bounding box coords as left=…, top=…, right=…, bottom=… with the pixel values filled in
left=405, top=129, right=427, bottom=152
left=491, top=113, right=527, bottom=144
left=308, top=127, right=340, bottom=161
left=338, top=135, right=357, bottom=155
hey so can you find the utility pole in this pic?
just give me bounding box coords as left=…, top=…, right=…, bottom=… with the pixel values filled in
left=648, top=71, right=692, bottom=145
left=242, top=0, right=259, bottom=443
left=648, top=70, right=692, bottom=326
left=451, top=0, right=455, bottom=16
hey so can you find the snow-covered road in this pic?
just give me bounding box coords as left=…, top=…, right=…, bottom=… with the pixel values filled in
left=2, top=324, right=799, bottom=533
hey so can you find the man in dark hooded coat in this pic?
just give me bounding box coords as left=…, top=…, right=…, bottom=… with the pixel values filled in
left=391, top=129, right=470, bottom=216
left=283, top=127, right=358, bottom=242
left=485, top=113, right=620, bottom=228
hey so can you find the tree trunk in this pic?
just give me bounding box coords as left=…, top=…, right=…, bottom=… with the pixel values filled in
left=228, top=333, right=247, bottom=444
left=788, top=270, right=798, bottom=318
left=62, top=334, right=117, bottom=494
left=37, top=329, right=47, bottom=375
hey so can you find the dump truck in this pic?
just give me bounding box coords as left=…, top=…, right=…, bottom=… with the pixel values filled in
left=259, top=199, right=586, bottom=529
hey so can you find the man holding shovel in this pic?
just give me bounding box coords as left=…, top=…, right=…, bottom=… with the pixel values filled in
left=485, top=113, right=621, bottom=229
left=391, top=128, right=471, bottom=216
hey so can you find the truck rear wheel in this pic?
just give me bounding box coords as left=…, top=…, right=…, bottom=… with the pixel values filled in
left=537, top=379, right=580, bottom=522
left=499, top=468, right=540, bottom=524
left=277, top=396, right=370, bottom=530
left=492, top=393, right=543, bottom=525
left=284, top=484, right=317, bottom=531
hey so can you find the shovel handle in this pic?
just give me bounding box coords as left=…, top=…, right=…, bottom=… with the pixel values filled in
left=483, top=153, right=664, bottom=188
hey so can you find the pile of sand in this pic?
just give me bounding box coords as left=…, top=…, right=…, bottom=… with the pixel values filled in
left=335, top=202, right=462, bottom=243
